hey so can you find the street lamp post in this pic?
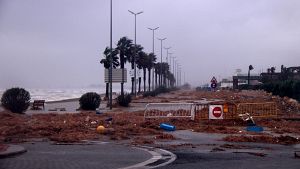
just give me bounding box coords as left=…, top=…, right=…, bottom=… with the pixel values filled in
left=174, top=60, right=177, bottom=87
left=168, top=53, right=173, bottom=87
left=164, top=47, right=171, bottom=63
left=172, top=57, right=176, bottom=86
left=128, top=10, right=143, bottom=97
left=148, top=27, right=159, bottom=90
left=158, top=38, right=166, bottom=86
left=164, top=47, right=171, bottom=87
left=109, top=0, right=113, bottom=109
left=178, top=64, right=181, bottom=86
left=148, top=27, right=159, bottom=54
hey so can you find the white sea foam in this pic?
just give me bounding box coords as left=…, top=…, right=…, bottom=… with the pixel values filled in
left=0, top=86, right=131, bottom=102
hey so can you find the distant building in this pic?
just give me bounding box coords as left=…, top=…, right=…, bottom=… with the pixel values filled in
left=261, top=65, right=300, bottom=82
left=232, top=73, right=261, bottom=89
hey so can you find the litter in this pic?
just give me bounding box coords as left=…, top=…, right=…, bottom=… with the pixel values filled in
left=160, top=123, right=176, bottom=131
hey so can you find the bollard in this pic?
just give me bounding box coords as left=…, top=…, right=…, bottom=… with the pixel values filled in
left=160, top=123, right=176, bottom=131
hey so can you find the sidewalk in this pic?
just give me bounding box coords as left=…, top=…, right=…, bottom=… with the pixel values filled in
left=0, top=144, right=27, bottom=158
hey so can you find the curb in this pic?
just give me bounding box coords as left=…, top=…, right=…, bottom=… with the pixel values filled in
left=121, top=145, right=176, bottom=169
left=0, top=144, right=27, bottom=158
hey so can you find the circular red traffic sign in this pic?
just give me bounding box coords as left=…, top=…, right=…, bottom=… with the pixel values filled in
left=212, top=107, right=222, bottom=118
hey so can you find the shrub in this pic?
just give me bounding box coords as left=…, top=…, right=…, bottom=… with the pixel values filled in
left=143, top=92, right=153, bottom=97
left=79, top=92, right=101, bottom=110
left=117, top=94, right=132, bottom=107
left=1, top=87, right=31, bottom=113
left=260, top=80, right=300, bottom=101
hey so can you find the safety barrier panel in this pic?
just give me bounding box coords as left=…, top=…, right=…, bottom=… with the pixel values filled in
left=144, top=103, right=195, bottom=120
left=236, top=102, right=278, bottom=118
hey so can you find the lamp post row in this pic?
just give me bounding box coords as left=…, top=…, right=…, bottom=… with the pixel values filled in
left=109, top=1, right=182, bottom=109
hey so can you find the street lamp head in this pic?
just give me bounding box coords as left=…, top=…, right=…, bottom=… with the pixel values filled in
left=164, top=47, right=171, bottom=50
left=148, top=27, right=159, bottom=31
left=128, top=10, right=143, bottom=15
left=158, top=37, right=167, bottom=41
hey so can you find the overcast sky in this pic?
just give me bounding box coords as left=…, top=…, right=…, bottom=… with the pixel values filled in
left=0, top=0, right=299, bottom=89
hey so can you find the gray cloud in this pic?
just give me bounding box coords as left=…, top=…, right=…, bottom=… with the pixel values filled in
left=0, top=0, right=299, bottom=88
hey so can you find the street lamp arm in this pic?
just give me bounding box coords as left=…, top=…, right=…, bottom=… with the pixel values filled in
left=128, top=10, right=135, bottom=15
left=137, top=11, right=143, bottom=15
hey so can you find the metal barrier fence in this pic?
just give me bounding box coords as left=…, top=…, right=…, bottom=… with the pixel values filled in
left=236, top=102, right=278, bottom=118
left=144, top=102, right=278, bottom=120
left=194, top=103, right=237, bottom=120
left=144, top=103, right=195, bottom=120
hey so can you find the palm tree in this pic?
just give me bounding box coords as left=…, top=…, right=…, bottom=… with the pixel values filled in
left=167, top=71, right=175, bottom=87
left=248, top=65, right=254, bottom=85
left=128, top=44, right=144, bottom=94
left=154, top=63, right=160, bottom=89
left=100, top=47, right=119, bottom=98
left=133, top=44, right=144, bottom=93
left=116, top=37, right=133, bottom=97
left=161, top=62, right=169, bottom=87
left=135, top=50, right=146, bottom=93
left=147, top=53, right=157, bottom=91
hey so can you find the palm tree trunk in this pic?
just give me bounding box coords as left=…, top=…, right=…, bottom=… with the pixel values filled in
left=143, top=68, right=146, bottom=92
left=148, top=69, right=151, bottom=92
left=159, top=74, right=161, bottom=87
left=155, top=72, right=158, bottom=89
left=105, top=83, right=109, bottom=98
left=152, top=69, right=154, bottom=90
left=120, top=55, right=124, bottom=97
left=131, top=62, right=134, bottom=94
left=138, top=77, right=141, bottom=93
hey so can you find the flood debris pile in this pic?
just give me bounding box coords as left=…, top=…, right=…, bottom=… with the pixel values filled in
left=0, top=111, right=164, bottom=143
left=1, top=90, right=300, bottom=145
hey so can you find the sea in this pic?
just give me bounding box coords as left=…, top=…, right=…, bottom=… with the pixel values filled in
left=0, top=85, right=132, bottom=102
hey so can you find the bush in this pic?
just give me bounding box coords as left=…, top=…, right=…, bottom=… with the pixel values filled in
left=143, top=86, right=179, bottom=98
left=260, top=80, right=300, bottom=101
left=117, top=94, right=132, bottom=107
left=79, top=92, right=101, bottom=110
left=1, top=87, right=31, bottom=113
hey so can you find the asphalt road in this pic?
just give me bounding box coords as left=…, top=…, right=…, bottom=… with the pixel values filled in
left=158, top=150, right=300, bottom=169
left=156, top=130, right=300, bottom=169
left=0, top=142, right=152, bottom=169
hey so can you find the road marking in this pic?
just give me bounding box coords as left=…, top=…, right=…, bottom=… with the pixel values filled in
left=121, top=146, right=176, bottom=169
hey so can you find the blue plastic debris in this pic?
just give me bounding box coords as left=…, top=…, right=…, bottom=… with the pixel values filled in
left=246, top=126, right=264, bottom=132
left=160, top=123, right=176, bottom=131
